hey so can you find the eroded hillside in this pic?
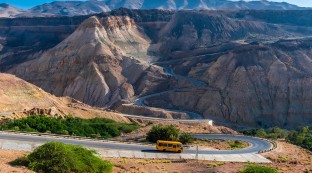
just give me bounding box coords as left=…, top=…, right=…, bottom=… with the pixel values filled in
left=0, top=73, right=129, bottom=122
left=2, top=9, right=312, bottom=128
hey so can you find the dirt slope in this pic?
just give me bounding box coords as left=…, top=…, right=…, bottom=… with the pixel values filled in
left=0, top=73, right=129, bottom=122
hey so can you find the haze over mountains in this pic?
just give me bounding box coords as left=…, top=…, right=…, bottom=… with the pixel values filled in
left=0, top=0, right=307, bottom=17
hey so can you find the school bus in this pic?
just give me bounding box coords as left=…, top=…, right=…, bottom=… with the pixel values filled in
left=156, top=140, right=183, bottom=153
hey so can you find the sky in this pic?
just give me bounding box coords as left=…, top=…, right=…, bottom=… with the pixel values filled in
left=1, top=0, right=312, bottom=9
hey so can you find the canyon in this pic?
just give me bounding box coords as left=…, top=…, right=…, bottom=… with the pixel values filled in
left=1, top=8, right=312, bottom=128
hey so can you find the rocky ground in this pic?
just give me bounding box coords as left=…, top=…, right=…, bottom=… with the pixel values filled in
left=110, top=141, right=312, bottom=173
left=261, top=140, right=312, bottom=173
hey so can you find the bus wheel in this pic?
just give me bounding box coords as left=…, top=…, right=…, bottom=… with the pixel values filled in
left=163, top=149, right=166, bottom=152
left=178, top=150, right=182, bottom=153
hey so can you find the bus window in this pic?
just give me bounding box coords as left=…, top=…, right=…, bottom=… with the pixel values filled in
left=173, top=145, right=176, bottom=148
left=177, top=144, right=182, bottom=148
left=168, top=144, right=173, bottom=148
left=160, top=143, right=167, bottom=147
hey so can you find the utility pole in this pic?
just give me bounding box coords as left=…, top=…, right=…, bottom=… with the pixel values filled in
left=195, top=145, right=199, bottom=160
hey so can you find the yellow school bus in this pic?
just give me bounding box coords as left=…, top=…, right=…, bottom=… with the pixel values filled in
left=156, top=140, right=183, bottom=153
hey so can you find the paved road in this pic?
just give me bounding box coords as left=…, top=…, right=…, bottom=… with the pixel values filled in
left=120, top=114, right=211, bottom=122
left=133, top=52, right=226, bottom=120
left=134, top=66, right=207, bottom=119
left=152, top=51, right=226, bottom=65
left=0, top=133, right=272, bottom=155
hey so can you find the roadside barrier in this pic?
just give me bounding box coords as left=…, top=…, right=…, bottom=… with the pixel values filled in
left=193, top=133, right=278, bottom=154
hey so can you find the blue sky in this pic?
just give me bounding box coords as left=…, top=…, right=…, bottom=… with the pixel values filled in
left=1, top=0, right=312, bottom=9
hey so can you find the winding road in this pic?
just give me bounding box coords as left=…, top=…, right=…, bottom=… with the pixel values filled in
left=0, top=51, right=274, bottom=162
left=0, top=132, right=272, bottom=155
left=134, top=66, right=207, bottom=119
left=133, top=52, right=226, bottom=120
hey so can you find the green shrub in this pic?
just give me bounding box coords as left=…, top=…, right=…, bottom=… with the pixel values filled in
left=256, top=129, right=267, bottom=138
left=146, top=125, right=180, bottom=143
left=241, top=126, right=312, bottom=151
left=2, top=115, right=139, bottom=139
left=178, top=132, right=194, bottom=144
left=240, top=164, right=278, bottom=173
left=11, top=142, right=113, bottom=173
left=227, top=140, right=245, bottom=149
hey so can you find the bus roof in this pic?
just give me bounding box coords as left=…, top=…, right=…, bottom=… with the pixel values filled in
left=157, top=140, right=182, bottom=144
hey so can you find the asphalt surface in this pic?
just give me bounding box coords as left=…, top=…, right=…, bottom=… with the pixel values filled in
left=0, top=133, right=272, bottom=154
left=134, top=66, right=207, bottom=119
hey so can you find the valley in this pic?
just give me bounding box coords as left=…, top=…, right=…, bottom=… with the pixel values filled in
left=1, top=1, right=312, bottom=172
left=1, top=9, right=312, bottom=129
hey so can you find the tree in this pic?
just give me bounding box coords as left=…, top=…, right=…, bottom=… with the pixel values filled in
left=255, top=128, right=267, bottom=137
left=179, top=132, right=194, bottom=144
left=146, top=125, right=180, bottom=143
left=11, top=142, right=113, bottom=173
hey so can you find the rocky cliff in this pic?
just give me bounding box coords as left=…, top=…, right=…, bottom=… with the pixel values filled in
left=156, top=11, right=290, bottom=57
left=3, top=9, right=312, bottom=128
left=8, top=15, right=170, bottom=108
left=144, top=39, right=312, bottom=128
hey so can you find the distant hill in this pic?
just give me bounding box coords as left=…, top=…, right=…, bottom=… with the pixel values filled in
left=30, top=0, right=110, bottom=16
left=103, top=0, right=304, bottom=10
left=0, top=3, right=25, bottom=18
left=0, top=0, right=307, bottom=18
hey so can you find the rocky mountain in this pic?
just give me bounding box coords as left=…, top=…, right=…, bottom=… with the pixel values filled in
left=30, top=0, right=110, bottom=16
left=103, top=0, right=304, bottom=10
left=156, top=10, right=293, bottom=56
left=0, top=0, right=307, bottom=18
left=144, top=39, right=312, bottom=129
left=0, top=3, right=25, bottom=18
left=0, top=73, right=129, bottom=122
left=2, top=9, right=312, bottom=128
left=7, top=14, right=171, bottom=108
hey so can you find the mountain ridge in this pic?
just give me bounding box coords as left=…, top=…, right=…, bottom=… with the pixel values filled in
left=0, top=0, right=308, bottom=18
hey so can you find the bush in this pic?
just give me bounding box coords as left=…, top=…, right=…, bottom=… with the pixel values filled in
left=2, top=115, right=139, bottom=139
left=241, top=126, right=312, bottom=151
left=240, top=164, right=278, bottom=173
left=146, top=125, right=180, bottom=143
left=179, top=132, right=194, bottom=144
left=11, top=142, right=113, bottom=173
left=227, top=140, right=245, bottom=149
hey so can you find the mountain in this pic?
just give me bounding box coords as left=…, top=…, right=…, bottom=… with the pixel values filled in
left=0, top=3, right=25, bottom=18
left=0, top=73, right=129, bottom=122
left=104, top=0, right=304, bottom=10
left=156, top=10, right=292, bottom=56
left=2, top=9, right=312, bottom=128
left=7, top=14, right=171, bottom=108
left=0, top=0, right=307, bottom=18
left=144, top=39, right=312, bottom=128
left=30, top=0, right=110, bottom=16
